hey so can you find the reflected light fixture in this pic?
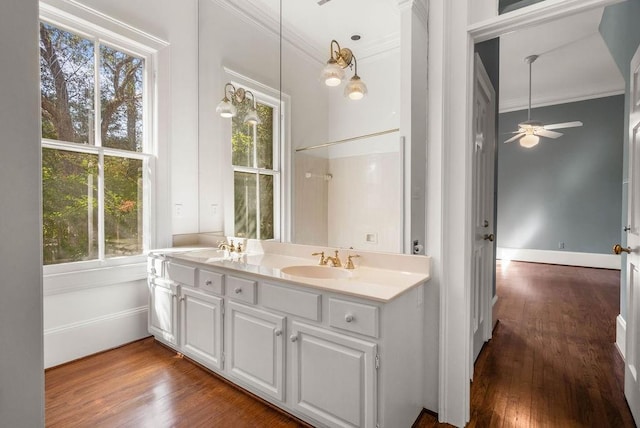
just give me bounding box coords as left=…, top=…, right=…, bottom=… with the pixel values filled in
left=216, top=83, right=260, bottom=125
left=320, top=39, right=367, bottom=100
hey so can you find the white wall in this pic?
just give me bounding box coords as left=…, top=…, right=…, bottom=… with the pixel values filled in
left=42, top=0, right=198, bottom=367
left=0, top=0, right=45, bottom=425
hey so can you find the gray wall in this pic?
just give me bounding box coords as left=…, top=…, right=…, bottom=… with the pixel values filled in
left=499, top=0, right=546, bottom=14
left=0, top=0, right=45, bottom=426
left=497, top=95, right=624, bottom=254
left=599, top=0, right=640, bottom=322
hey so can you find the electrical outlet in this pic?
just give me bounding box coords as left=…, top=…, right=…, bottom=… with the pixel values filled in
left=211, top=204, right=218, bottom=216
left=558, top=242, right=565, bottom=249
left=175, top=203, right=183, bottom=218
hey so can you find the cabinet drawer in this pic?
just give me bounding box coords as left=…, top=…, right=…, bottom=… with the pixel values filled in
left=227, top=275, right=257, bottom=304
left=198, top=269, right=224, bottom=295
left=328, top=298, right=379, bottom=338
left=147, top=256, right=165, bottom=277
left=166, top=262, right=195, bottom=286
left=261, top=283, right=321, bottom=321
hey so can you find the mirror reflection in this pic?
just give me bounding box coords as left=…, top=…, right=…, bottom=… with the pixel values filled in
left=198, top=0, right=404, bottom=253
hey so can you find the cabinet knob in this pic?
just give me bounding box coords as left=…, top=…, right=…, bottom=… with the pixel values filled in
left=274, top=329, right=283, bottom=337
left=345, top=314, right=355, bottom=323
left=150, top=267, right=156, bottom=275
left=179, top=296, right=185, bottom=302
left=290, top=334, right=298, bottom=342
left=205, top=280, right=213, bottom=286
left=234, top=287, right=242, bottom=294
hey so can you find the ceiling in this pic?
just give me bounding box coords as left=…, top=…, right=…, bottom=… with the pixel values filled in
left=499, top=6, right=624, bottom=112
left=228, top=1, right=624, bottom=112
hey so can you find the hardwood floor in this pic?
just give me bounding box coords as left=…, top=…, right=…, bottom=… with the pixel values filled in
left=416, top=261, right=635, bottom=428
left=46, top=261, right=635, bottom=427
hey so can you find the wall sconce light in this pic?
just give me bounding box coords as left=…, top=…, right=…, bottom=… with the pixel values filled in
left=320, top=40, right=367, bottom=100
left=216, top=83, right=260, bottom=125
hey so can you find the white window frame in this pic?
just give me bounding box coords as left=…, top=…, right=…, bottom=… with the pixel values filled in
left=222, top=68, right=289, bottom=242
left=40, top=1, right=167, bottom=279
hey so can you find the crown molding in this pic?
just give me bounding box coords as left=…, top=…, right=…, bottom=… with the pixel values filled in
left=499, top=88, right=625, bottom=113
left=397, top=0, right=428, bottom=26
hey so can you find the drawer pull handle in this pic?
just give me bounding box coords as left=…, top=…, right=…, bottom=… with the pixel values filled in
left=275, top=329, right=283, bottom=337
left=234, top=287, right=242, bottom=294
left=290, top=334, right=298, bottom=342
left=205, top=280, right=213, bottom=285
left=345, top=314, right=355, bottom=323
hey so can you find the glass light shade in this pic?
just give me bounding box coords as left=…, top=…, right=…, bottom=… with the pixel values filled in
left=519, top=134, right=540, bottom=148
left=321, top=60, right=345, bottom=86
left=216, top=98, right=236, bottom=118
left=244, top=108, right=260, bottom=126
left=344, top=76, right=367, bottom=100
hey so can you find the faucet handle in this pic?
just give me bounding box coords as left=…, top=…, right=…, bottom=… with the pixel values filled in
left=312, top=251, right=327, bottom=265
left=236, top=242, right=243, bottom=253
left=345, top=254, right=360, bottom=269
left=228, top=240, right=236, bottom=252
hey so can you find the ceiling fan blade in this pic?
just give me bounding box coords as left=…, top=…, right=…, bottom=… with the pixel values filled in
left=504, top=133, right=525, bottom=144
left=536, top=129, right=563, bottom=139
left=544, top=121, right=583, bottom=130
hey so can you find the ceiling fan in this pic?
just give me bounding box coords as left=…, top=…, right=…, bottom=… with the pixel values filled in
left=504, top=54, right=583, bottom=148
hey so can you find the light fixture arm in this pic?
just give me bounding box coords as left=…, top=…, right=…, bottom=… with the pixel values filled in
left=330, top=39, right=340, bottom=61
left=223, top=82, right=236, bottom=101
left=245, top=90, right=257, bottom=109
left=352, top=54, right=359, bottom=77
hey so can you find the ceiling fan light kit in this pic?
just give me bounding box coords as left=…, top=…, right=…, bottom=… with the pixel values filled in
left=504, top=54, right=583, bottom=148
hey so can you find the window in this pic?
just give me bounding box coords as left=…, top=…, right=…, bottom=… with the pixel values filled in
left=231, top=90, right=280, bottom=240
left=39, top=17, right=154, bottom=266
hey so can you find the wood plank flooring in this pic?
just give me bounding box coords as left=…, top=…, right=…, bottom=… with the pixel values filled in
left=46, top=261, right=635, bottom=427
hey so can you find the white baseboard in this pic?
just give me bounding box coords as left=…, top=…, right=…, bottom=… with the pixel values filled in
left=497, top=247, right=621, bottom=270
left=616, top=314, right=626, bottom=360
left=44, top=306, right=149, bottom=368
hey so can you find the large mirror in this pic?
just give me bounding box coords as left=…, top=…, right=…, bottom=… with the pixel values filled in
left=198, top=0, right=406, bottom=253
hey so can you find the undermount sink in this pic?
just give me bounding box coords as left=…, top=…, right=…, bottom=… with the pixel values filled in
left=178, top=248, right=228, bottom=261
left=281, top=265, right=351, bottom=279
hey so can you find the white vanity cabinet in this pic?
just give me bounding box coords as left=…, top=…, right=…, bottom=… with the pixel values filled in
left=147, top=253, right=427, bottom=428
left=290, top=321, right=377, bottom=428
left=180, top=286, right=224, bottom=370
left=226, top=300, right=286, bottom=401
left=148, top=276, right=178, bottom=346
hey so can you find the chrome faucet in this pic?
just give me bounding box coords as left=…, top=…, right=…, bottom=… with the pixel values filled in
left=326, top=250, right=342, bottom=268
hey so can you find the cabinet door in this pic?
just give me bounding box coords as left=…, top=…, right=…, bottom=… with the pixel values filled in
left=148, top=280, right=178, bottom=346
left=291, top=321, right=377, bottom=428
left=226, top=301, right=285, bottom=401
left=180, top=287, right=223, bottom=370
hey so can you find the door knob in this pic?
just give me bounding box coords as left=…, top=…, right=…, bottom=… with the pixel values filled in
left=483, top=233, right=495, bottom=242
left=613, top=244, right=632, bottom=255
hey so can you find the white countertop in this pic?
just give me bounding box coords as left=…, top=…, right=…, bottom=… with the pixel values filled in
left=152, top=243, right=431, bottom=303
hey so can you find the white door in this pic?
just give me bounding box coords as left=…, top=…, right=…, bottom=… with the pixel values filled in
left=471, top=53, right=497, bottom=367
left=180, top=287, right=223, bottom=370
left=290, top=321, right=377, bottom=428
left=623, top=45, right=640, bottom=425
left=226, top=301, right=285, bottom=401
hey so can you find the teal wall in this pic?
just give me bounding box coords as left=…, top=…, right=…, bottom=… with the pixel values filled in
left=599, top=0, right=640, bottom=322
left=497, top=95, right=624, bottom=254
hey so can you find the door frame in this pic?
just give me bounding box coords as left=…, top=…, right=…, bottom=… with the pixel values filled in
left=428, top=0, right=626, bottom=425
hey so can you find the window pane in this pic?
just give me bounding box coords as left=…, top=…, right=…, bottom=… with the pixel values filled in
left=259, top=174, right=274, bottom=239
left=256, top=103, right=274, bottom=169
left=105, top=156, right=143, bottom=257
left=42, top=148, right=98, bottom=264
left=234, top=172, right=257, bottom=238
left=100, top=45, right=144, bottom=151
left=40, top=23, right=95, bottom=145
left=232, top=101, right=254, bottom=167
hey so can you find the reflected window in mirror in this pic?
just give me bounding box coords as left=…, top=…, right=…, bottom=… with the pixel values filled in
left=231, top=88, right=280, bottom=240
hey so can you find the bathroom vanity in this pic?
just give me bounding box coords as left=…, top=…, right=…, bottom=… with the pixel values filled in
left=147, top=242, right=431, bottom=428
